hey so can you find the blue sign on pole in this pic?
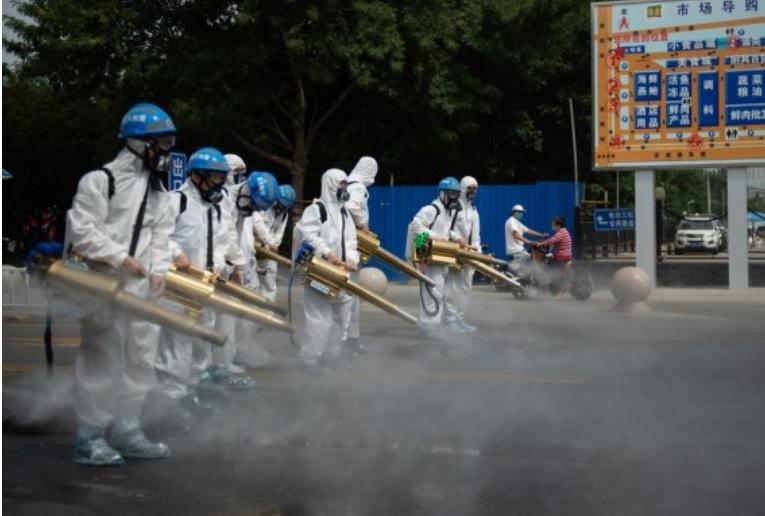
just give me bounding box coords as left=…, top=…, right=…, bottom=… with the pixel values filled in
left=593, top=208, right=635, bottom=232
left=168, top=152, right=187, bottom=191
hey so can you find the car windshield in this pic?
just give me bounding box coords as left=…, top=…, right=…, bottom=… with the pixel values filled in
left=678, top=220, right=714, bottom=230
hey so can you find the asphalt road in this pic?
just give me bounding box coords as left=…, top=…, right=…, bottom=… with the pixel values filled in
left=3, top=285, right=765, bottom=516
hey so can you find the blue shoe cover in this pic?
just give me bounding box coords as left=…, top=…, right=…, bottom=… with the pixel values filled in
left=73, top=427, right=125, bottom=466
left=109, top=417, right=171, bottom=459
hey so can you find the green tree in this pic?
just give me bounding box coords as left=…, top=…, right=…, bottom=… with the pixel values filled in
left=4, top=0, right=597, bottom=213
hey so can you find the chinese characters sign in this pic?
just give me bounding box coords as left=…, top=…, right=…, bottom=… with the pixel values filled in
left=168, top=152, right=187, bottom=191
left=593, top=0, right=765, bottom=169
left=593, top=208, right=636, bottom=231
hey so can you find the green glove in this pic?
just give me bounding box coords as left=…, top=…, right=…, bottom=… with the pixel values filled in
left=414, top=230, right=431, bottom=250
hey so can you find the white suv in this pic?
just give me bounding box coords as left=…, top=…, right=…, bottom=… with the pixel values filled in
left=675, top=216, right=724, bottom=254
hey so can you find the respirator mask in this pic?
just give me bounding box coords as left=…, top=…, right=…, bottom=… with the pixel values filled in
left=466, top=187, right=477, bottom=203
left=441, top=190, right=461, bottom=210
left=336, top=186, right=350, bottom=203
left=234, top=185, right=254, bottom=216
left=194, top=174, right=225, bottom=204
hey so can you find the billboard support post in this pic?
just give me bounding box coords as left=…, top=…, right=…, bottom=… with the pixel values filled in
left=728, top=168, right=749, bottom=288
left=635, top=170, right=657, bottom=285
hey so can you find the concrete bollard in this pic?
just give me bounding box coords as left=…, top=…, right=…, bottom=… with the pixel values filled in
left=610, top=266, right=652, bottom=312
left=358, top=267, right=388, bottom=296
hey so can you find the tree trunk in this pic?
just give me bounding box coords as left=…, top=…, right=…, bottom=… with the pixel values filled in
left=290, top=161, right=306, bottom=215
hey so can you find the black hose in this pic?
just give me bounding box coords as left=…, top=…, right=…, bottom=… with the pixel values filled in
left=419, top=276, right=440, bottom=317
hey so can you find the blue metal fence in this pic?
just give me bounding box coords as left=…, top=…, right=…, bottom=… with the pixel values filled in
left=366, top=181, right=581, bottom=281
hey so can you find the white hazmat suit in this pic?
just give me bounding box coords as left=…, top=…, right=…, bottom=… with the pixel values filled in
left=155, top=177, right=229, bottom=401
left=293, top=169, right=359, bottom=365
left=67, top=148, right=175, bottom=429
left=345, top=156, right=378, bottom=343
left=256, top=206, right=290, bottom=303
left=407, top=196, right=465, bottom=327
left=211, top=182, right=251, bottom=372
left=443, top=176, right=480, bottom=329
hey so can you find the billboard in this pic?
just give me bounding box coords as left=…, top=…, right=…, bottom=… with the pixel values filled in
left=592, top=0, right=765, bottom=169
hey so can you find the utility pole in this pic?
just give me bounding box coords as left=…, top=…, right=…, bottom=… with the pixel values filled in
left=569, top=97, right=583, bottom=260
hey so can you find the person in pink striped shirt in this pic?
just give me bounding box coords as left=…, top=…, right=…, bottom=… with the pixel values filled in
left=534, top=216, right=572, bottom=262
left=533, top=216, right=572, bottom=298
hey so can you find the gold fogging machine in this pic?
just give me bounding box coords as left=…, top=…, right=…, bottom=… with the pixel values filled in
left=414, top=239, right=523, bottom=289
left=356, top=229, right=436, bottom=288
left=300, top=253, right=418, bottom=326
left=165, top=265, right=294, bottom=333
left=43, top=260, right=227, bottom=346
left=254, top=242, right=292, bottom=268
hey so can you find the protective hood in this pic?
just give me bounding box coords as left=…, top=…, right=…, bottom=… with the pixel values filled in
left=347, top=156, right=378, bottom=187
left=224, top=154, right=246, bottom=186
left=224, top=154, right=246, bottom=173
left=320, top=168, right=348, bottom=205
left=460, top=175, right=478, bottom=204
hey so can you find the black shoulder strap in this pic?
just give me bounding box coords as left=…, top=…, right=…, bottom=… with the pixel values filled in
left=176, top=191, right=188, bottom=214
left=128, top=182, right=151, bottom=257
left=214, top=203, right=221, bottom=222
left=99, top=167, right=115, bottom=199
left=428, top=203, right=441, bottom=229
left=450, top=206, right=461, bottom=231
left=316, top=201, right=328, bottom=224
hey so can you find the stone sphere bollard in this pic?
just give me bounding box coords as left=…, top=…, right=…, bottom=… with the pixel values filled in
left=358, top=267, right=388, bottom=296
left=610, top=266, right=652, bottom=312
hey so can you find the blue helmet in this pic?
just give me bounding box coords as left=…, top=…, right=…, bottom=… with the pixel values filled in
left=275, top=184, right=296, bottom=209
left=247, top=171, right=278, bottom=211
left=118, top=103, right=177, bottom=139
left=438, top=176, right=460, bottom=192
left=188, top=147, right=228, bottom=174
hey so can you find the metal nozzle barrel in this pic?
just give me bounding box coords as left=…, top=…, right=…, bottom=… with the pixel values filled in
left=46, top=260, right=227, bottom=347
left=357, top=229, right=437, bottom=287
left=165, top=270, right=294, bottom=333
left=113, top=291, right=227, bottom=346
left=455, top=247, right=508, bottom=267
left=183, top=265, right=288, bottom=317
left=426, top=240, right=507, bottom=267
left=255, top=243, right=292, bottom=268
left=306, top=256, right=418, bottom=325
left=462, top=258, right=523, bottom=290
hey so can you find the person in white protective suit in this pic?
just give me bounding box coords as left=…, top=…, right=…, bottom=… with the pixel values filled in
left=293, top=168, right=359, bottom=372
left=256, top=183, right=296, bottom=303
left=407, top=176, right=469, bottom=337
left=209, top=153, right=248, bottom=380
left=155, top=147, right=233, bottom=416
left=208, top=157, right=276, bottom=384
left=66, top=103, right=177, bottom=466
left=443, top=176, right=480, bottom=332
left=221, top=169, right=279, bottom=371
left=344, top=156, right=378, bottom=353
left=223, top=153, right=247, bottom=186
